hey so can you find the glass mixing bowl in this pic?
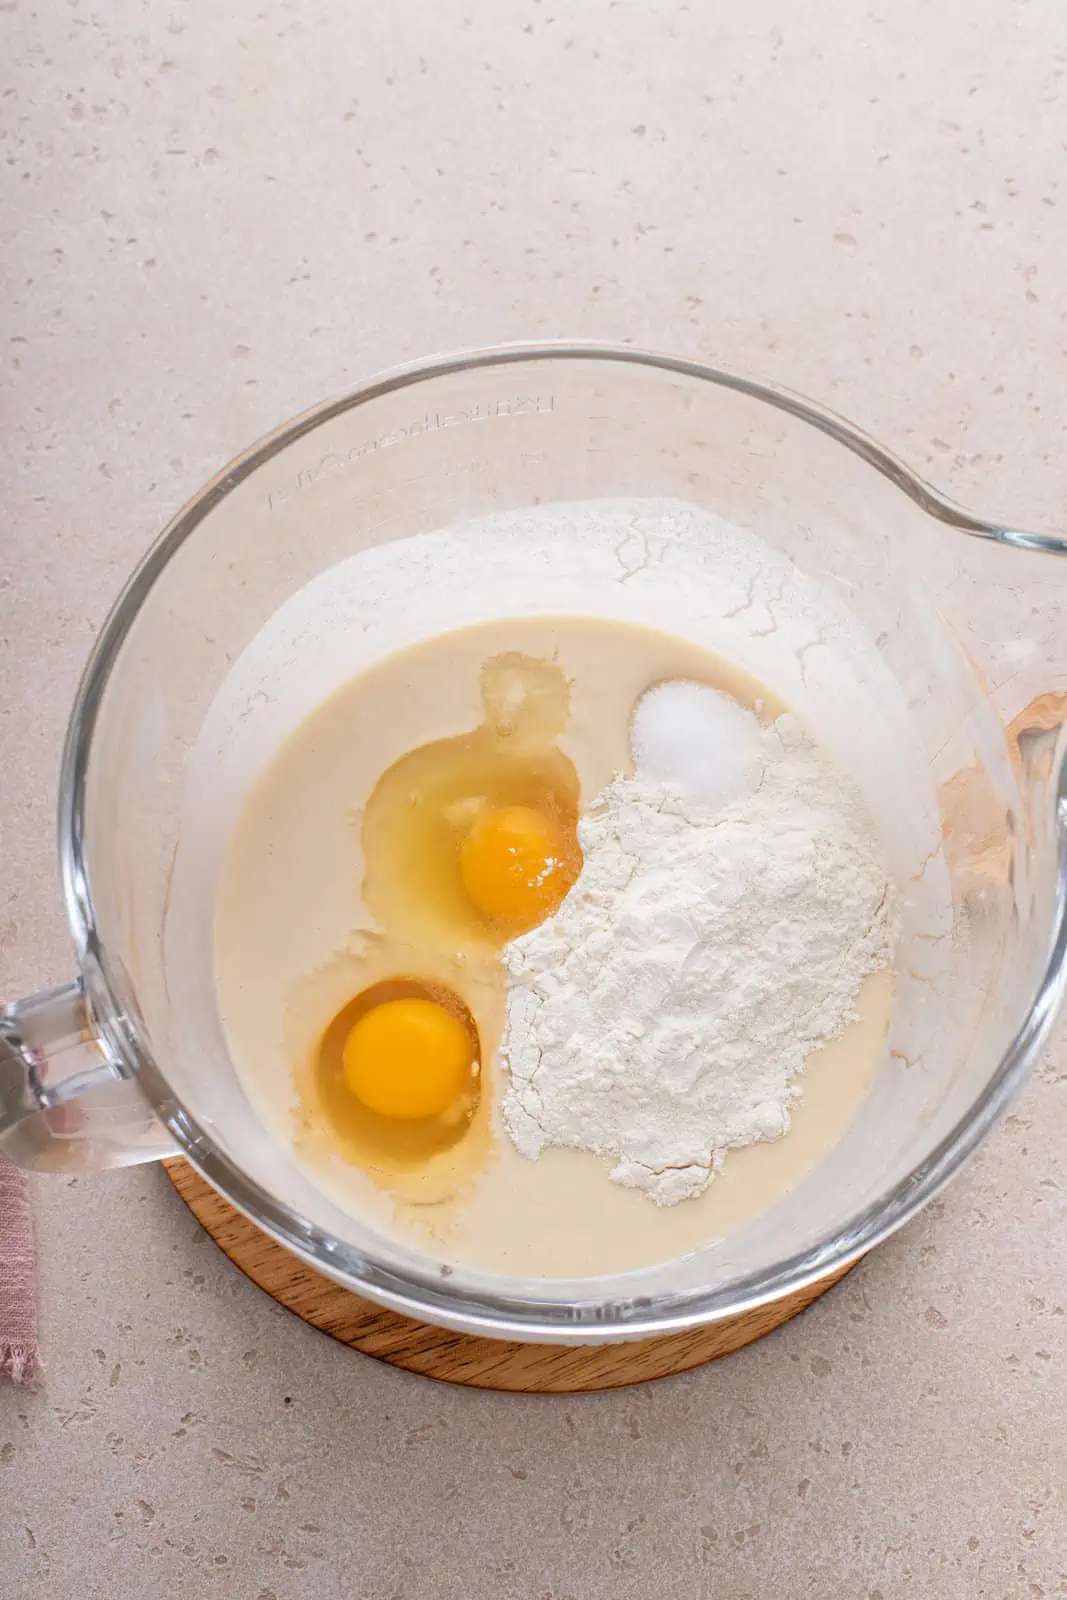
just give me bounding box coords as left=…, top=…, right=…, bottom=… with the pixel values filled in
left=3, top=345, right=1066, bottom=1342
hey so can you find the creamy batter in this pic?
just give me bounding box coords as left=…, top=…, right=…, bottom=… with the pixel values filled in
left=214, top=615, right=893, bottom=1277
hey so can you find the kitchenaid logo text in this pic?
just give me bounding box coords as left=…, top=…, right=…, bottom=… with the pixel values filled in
left=266, top=394, right=555, bottom=510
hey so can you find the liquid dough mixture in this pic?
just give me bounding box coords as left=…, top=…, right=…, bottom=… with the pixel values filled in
left=215, top=614, right=893, bottom=1278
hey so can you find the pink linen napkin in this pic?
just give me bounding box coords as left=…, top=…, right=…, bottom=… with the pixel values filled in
left=0, top=1155, right=41, bottom=1384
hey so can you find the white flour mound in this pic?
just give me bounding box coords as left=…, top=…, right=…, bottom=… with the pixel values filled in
left=501, top=714, right=898, bottom=1205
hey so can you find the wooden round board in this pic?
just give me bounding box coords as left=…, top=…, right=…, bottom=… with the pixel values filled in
left=163, top=1158, right=852, bottom=1392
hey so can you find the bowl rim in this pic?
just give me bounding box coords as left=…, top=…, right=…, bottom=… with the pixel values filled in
left=56, top=341, right=1067, bottom=1341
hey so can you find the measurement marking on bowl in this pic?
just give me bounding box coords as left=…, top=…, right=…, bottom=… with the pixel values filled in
left=266, top=396, right=556, bottom=511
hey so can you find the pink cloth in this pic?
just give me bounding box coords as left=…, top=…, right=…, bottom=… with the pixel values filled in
left=0, top=1155, right=41, bottom=1384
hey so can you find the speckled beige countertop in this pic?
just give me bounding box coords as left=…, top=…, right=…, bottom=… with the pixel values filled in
left=3, top=3, right=1067, bottom=1595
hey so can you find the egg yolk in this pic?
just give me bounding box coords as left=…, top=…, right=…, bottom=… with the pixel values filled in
left=341, top=997, right=475, bottom=1120
left=459, top=804, right=578, bottom=929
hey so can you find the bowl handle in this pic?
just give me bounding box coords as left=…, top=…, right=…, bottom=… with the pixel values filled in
left=0, top=979, right=178, bottom=1171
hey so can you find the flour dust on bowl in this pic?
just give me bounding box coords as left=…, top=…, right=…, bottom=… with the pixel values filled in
left=2, top=346, right=1066, bottom=1346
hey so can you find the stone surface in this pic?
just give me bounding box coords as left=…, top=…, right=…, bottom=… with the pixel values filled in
left=2, top=1, right=1067, bottom=1595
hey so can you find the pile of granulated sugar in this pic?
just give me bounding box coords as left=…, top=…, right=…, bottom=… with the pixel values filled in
left=500, top=711, right=897, bottom=1205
